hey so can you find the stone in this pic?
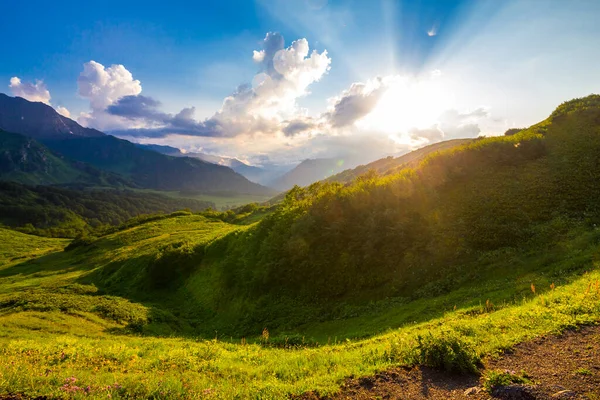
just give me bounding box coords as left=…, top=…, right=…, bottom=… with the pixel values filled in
left=491, top=384, right=539, bottom=400
left=464, top=386, right=481, bottom=395
left=552, top=390, right=577, bottom=399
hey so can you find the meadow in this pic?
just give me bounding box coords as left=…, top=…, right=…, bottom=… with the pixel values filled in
left=0, top=214, right=599, bottom=399
left=2, top=96, right=600, bottom=398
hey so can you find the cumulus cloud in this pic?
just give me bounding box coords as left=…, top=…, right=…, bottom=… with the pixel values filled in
left=437, top=108, right=488, bottom=138
left=9, top=77, right=52, bottom=104
left=78, top=61, right=142, bottom=109
left=107, top=95, right=168, bottom=122
left=76, top=60, right=143, bottom=130
left=106, top=32, right=331, bottom=138
left=74, top=33, right=492, bottom=165
left=406, top=107, right=490, bottom=144
left=282, top=118, right=318, bottom=137
left=56, top=106, right=71, bottom=118
left=325, top=77, right=390, bottom=128
left=9, top=77, right=72, bottom=118
left=409, top=126, right=445, bottom=141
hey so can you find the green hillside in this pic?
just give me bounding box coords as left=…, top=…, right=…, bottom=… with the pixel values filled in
left=0, top=129, right=131, bottom=187
left=1, top=95, right=600, bottom=398
left=0, top=208, right=599, bottom=398
left=0, top=182, right=215, bottom=237
left=326, top=138, right=474, bottom=183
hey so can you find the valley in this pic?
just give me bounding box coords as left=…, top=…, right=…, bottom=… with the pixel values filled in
left=1, top=96, right=600, bottom=398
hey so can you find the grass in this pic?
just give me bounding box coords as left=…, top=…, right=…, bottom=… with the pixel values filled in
left=0, top=228, right=69, bottom=266
left=482, top=369, right=533, bottom=392
left=0, top=214, right=599, bottom=398
left=132, top=188, right=274, bottom=209
left=0, top=267, right=598, bottom=398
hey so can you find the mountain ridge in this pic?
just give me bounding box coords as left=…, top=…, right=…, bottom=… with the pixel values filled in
left=0, top=93, right=105, bottom=139
left=137, top=143, right=292, bottom=185
left=0, top=94, right=275, bottom=195
left=0, top=129, right=132, bottom=187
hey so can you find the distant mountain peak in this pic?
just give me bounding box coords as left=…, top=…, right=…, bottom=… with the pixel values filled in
left=0, top=93, right=104, bottom=140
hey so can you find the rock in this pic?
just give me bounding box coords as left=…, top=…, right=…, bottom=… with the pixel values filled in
left=464, top=386, right=481, bottom=395
left=491, top=384, right=539, bottom=400
left=552, top=390, right=577, bottom=399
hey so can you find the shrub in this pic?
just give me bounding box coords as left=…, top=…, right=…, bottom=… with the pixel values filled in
left=146, top=242, right=205, bottom=289
left=482, top=369, right=532, bottom=392
left=64, top=234, right=97, bottom=251
left=408, top=332, right=481, bottom=374
left=504, top=128, right=523, bottom=136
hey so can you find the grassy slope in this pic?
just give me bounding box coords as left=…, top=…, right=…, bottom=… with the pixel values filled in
left=326, top=138, right=474, bottom=183
left=0, top=224, right=598, bottom=398
left=2, top=96, right=600, bottom=398
left=133, top=188, right=274, bottom=209
left=0, top=228, right=69, bottom=266
left=0, top=182, right=217, bottom=238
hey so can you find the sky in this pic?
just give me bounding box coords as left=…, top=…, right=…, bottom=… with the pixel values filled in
left=2, top=0, right=600, bottom=166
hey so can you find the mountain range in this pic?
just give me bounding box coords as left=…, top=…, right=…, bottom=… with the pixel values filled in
left=268, top=157, right=358, bottom=191
left=136, top=143, right=292, bottom=186
left=0, top=94, right=274, bottom=195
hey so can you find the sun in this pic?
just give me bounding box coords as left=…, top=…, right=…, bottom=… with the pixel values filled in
left=357, top=76, right=453, bottom=138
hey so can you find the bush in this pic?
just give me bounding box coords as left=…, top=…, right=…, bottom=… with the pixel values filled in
left=482, top=369, right=532, bottom=392
left=408, top=332, right=481, bottom=374
left=146, top=242, right=205, bottom=289
left=504, top=128, right=523, bottom=136
left=64, top=234, right=97, bottom=251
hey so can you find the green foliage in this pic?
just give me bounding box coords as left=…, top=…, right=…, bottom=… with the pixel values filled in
left=204, top=98, right=600, bottom=305
left=550, top=94, right=600, bottom=120
left=146, top=241, right=204, bottom=289
left=407, top=332, right=481, bottom=374
left=482, top=369, right=532, bottom=392
left=504, top=127, right=524, bottom=136
left=1, top=95, right=600, bottom=398
left=326, top=138, right=474, bottom=183
left=64, top=234, right=98, bottom=251
left=0, top=181, right=214, bottom=237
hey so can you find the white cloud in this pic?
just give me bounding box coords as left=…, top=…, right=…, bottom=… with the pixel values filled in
left=107, top=32, right=331, bottom=138
left=9, top=77, right=51, bottom=104
left=427, top=24, right=437, bottom=37
left=324, top=77, right=391, bottom=128
left=252, top=50, right=265, bottom=63
left=89, top=32, right=491, bottom=165
left=56, top=106, right=71, bottom=118
left=9, top=77, right=73, bottom=119
left=206, top=32, right=331, bottom=135
left=76, top=60, right=143, bottom=130
left=78, top=61, right=142, bottom=109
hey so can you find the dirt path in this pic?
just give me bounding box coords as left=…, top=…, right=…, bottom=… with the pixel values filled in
left=300, top=325, right=600, bottom=399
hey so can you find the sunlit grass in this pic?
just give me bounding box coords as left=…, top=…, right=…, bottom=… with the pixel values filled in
left=0, top=268, right=598, bottom=398
left=0, top=215, right=599, bottom=398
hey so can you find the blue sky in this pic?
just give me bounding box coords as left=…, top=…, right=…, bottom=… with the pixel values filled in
left=2, top=0, right=600, bottom=165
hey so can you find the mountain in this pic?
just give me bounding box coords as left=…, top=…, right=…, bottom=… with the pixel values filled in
left=0, top=94, right=274, bottom=195
left=44, top=136, right=274, bottom=194
left=3, top=96, right=600, bottom=399
left=137, top=143, right=292, bottom=185
left=326, top=138, right=475, bottom=183
left=135, top=143, right=183, bottom=157
left=0, top=129, right=131, bottom=187
left=0, top=93, right=104, bottom=139
left=269, top=157, right=361, bottom=191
